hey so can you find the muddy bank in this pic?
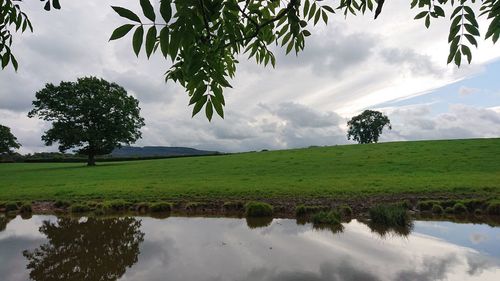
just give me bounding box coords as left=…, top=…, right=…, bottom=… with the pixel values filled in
left=1, top=193, right=497, bottom=219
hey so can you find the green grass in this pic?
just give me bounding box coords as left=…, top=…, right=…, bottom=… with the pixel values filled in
left=0, top=138, right=499, bottom=202
left=369, top=204, right=410, bottom=227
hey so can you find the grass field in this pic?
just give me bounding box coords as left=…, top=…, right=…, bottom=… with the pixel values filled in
left=0, top=138, right=499, bottom=202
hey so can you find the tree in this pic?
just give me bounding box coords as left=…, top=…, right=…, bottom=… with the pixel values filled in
left=23, top=217, right=144, bottom=281
left=28, top=77, right=145, bottom=166
left=347, top=110, right=391, bottom=144
left=2, top=0, right=500, bottom=119
left=0, top=124, right=21, bottom=154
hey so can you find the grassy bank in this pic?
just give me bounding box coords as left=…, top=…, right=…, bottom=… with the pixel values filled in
left=0, top=138, right=499, bottom=202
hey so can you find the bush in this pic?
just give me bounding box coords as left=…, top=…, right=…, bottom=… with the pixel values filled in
left=135, top=202, right=150, bottom=212
left=54, top=200, right=71, bottom=208
left=245, top=201, right=273, bottom=217
left=20, top=203, right=32, bottom=213
left=444, top=207, right=454, bottom=214
left=222, top=201, right=244, bottom=211
left=431, top=204, right=444, bottom=214
left=486, top=200, right=500, bottom=215
left=5, top=202, right=18, bottom=212
left=295, top=205, right=327, bottom=216
left=453, top=203, right=468, bottom=214
left=104, top=199, right=131, bottom=211
left=70, top=203, right=90, bottom=213
left=474, top=209, right=483, bottom=216
left=369, top=204, right=409, bottom=227
left=338, top=205, right=353, bottom=217
left=312, top=211, right=341, bottom=225
left=417, top=200, right=439, bottom=211
left=150, top=202, right=172, bottom=212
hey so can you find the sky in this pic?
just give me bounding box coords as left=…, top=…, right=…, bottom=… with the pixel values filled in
left=0, top=0, right=499, bottom=154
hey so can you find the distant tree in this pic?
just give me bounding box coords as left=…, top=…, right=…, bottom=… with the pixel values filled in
left=0, top=124, right=21, bottom=154
left=28, top=77, right=145, bottom=166
left=347, top=110, right=391, bottom=144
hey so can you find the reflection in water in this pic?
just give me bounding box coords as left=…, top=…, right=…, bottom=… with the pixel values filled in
left=246, top=217, right=273, bottom=228
left=0, top=216, right=499, bottom=281
left=0, top=214, right=14, bottom=232
left=22, top=217, right=144, bottom=281
left=364, top=220, right=414, bottom=238
left=312, top=223, right=345, bottom=234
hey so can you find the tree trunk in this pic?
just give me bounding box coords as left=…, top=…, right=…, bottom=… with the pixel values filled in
left=87, top=153, right=96, bottom=166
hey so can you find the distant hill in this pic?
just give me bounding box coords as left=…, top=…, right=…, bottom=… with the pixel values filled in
left=111, top=146, right=219, bottom=158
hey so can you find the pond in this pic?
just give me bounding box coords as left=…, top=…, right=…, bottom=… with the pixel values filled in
left=1, top=215, right=499, bottom=281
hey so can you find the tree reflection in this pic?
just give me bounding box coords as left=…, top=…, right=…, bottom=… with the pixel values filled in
left=23, top=217, right=144, bottom=281
left=0, top=215, right=14, bottom=232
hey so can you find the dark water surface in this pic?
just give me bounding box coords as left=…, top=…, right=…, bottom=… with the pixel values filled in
left=0, top=215, right=499, bottom=281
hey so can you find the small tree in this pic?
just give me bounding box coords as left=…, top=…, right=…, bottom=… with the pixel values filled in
left=28, top=77, right=145, bottom=166
left=347, top=110, right=391, bottom=144
left=0, top=124, right=21, bottom=154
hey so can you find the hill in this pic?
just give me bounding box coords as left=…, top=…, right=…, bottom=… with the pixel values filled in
left=0, top=138, right=499, bottom=202
left=111, top=146, right=219, bottom=157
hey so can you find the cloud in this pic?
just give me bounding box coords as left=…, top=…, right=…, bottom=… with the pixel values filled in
left=380, top=104, right=500, bottom=142
left=0, top=0, right=499, bottom=154
left=380, top=47, right=442, bottom=77
left=458, top=86, right=481, bottom=96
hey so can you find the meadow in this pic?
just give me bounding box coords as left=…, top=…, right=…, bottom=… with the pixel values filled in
left=0, top=138, right=499, bottom=202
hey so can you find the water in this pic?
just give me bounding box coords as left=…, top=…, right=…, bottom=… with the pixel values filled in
left=1, top=215, right=499, bottom=281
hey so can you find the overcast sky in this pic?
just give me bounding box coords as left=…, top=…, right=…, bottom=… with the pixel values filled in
left=0, top=0, right=499, bottom=154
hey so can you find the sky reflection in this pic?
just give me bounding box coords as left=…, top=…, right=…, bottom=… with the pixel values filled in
left=0, top=215, right=499, bottom=281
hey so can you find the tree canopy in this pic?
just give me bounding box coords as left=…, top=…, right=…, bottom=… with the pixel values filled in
left=347, top=109, right=391, bottom=144
left=2, top=0, right=500, bottom=120
left=0, top=124, right=21, bottom=154
left=28, top=77, right=145, bottom=166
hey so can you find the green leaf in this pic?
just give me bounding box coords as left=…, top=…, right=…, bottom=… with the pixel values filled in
left=192, top=95, right=207, bottom=117
left=111, top=6, right=142, bottom=23
left=303, top=0, right=310, bottom=17
left=212, top=98, right=224, bottom=118
left=414, top=11, right=428, bottom=19
left=434, top=6, right=445, bottom=17
left=461, top=45, right=472, bottom=63
left=109, top=24, right=135, bottom=41
left=1, top=53, right=10, bottom=69
left=464, top=24, right=480, bottom=36
left=160, top=0, right=172, bottom=23
left=140, top=0, right=156, bottom=22
left=454, top=51, right=462, bottom=66
left=302, top=30, right=311, bottom=37
left=52, top=0, right=61, bottom=10
left=133, top=26, right=144, bottom=56
left=309, top=3, right=317, bottom=21
left=159, top=27, right=170, bottom=57
left=464, top=34, right=478, bottom=47
left=189, top=84, right=207, bottom=105
left=323, top=5, right=335, bottom=14
left=205, top=100, right=213, bottom=121
left=314, top=10, right=321, bottom=25
left=145, top=26, right=157, bottom=58
left=425, top=15, right=430, bottom=28
left=10, top=54, right=18, bottom=71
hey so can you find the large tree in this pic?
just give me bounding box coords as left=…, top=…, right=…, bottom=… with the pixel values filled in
left=2, top=0, right=500, bottom=119
left=28, top=77, right=145, bottom=166
left=347, top=109, right=391, bottom=144
left=0, top=124, right=21, bottom=154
